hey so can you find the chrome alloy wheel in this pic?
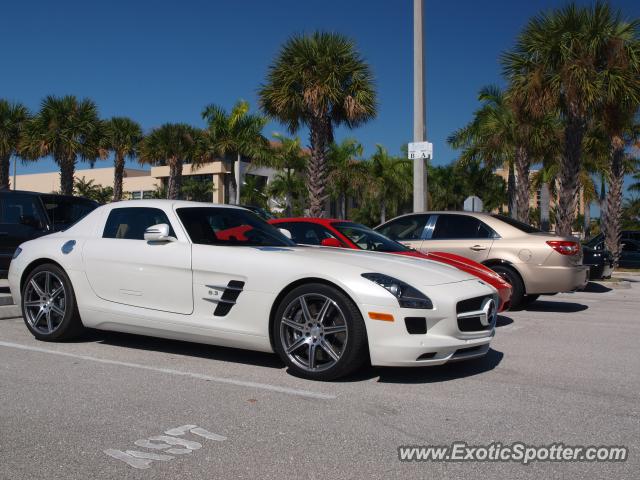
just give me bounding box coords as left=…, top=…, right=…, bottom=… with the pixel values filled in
left=23, top=271, right=67, bottom=334
left=279, top=294, right=348, bottom=373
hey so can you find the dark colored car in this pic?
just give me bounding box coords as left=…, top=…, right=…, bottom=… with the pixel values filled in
left=582, top=244, right=614, bottom=279
left=619, top=239, right=640, bottom=268
left=0, top=190, right=98, bottom=276
left=584, top=233, right=640, bottom=269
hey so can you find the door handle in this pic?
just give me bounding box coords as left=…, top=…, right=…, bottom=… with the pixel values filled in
left=469, top=245, right=487, bottom=251
left=0, top=232, right=7, bottom=236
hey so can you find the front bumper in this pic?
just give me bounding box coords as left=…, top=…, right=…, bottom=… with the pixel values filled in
left=497, top=284, right=512, bottom=312
left=360, top=280, right=496, bottom=367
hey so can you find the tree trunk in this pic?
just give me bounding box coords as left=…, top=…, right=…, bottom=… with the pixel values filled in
left=338, top=193, right=347, bottom=220
left=603, top=142, right=625, bottom=264
left=226, top=157, right=237, bottom=205
left=284, top=193, right=292, bottom=217
left=540, top=182, right=550, bottom=232
left=308, top=115, right=331, bottom=217
left=556, top=119, right=584, bottom=236
left=380, top=201, right=386, bottom=224
left=0, top=154, right=10, bottom=190
left=167, top=158, right=183, bottom=200
left=584, top=200, right=591, bottom=238
left=59, top=154, right=76, bottom=195
left=113, top=152, right=125, bottom=201
left=235, top=152, right=242, bottom=205
left=514, top=146, right=530, bottom=224
left=507, top=162, right=516, bottom=218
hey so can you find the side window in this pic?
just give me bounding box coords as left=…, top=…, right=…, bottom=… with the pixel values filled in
left=277, top=222, right=337, bottom=246
left=0, top=194, right=46, bottom=229
left=377, top=215, right=429, bottom=241
left=103, top=208, right=175, bottom=240
left=432, top=215, right=492, bottom=240
left=622, top=242, right=639, bottom=253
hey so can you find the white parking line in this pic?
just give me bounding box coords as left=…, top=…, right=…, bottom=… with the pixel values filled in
left=0, top=340, right=336, bottom=400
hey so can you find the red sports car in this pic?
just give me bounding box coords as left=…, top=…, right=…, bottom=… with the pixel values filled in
left=269, top=218, right=512, bottom=312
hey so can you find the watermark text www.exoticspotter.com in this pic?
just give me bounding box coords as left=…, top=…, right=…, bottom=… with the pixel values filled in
left=398, top=442, right=628, bottom=465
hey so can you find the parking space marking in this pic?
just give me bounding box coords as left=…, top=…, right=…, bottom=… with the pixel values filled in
left=105, top=425, right=226, bottom=470
left=0, top=340, right=336, bottom=400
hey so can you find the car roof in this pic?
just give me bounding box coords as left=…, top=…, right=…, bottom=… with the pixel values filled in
left=1, top=189, right=97, bottom=203
left=98, top=199, right=246, bottom=210
left=270, top=217, right=346, bottom=226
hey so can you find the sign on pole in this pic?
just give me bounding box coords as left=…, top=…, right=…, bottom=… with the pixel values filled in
left=408, top=141, right=433, bottom=160
left=463, top=195, right=483, bottom=212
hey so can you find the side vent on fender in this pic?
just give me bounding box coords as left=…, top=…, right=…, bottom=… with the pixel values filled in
left=204, top=280, right=245, bottom=317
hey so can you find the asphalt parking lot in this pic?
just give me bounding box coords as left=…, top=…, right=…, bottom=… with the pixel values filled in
left=1, top=277, right=639, bottom=479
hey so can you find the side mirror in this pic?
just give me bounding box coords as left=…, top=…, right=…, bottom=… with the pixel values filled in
left=278, top=228, right=292, bottom=239
left=321, top=237, right=342, bottom=248
left=144, top=224, right=176, bottom=243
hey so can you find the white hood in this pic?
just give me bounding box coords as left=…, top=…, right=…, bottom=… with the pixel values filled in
left=260, top=245, right=477, bottom=287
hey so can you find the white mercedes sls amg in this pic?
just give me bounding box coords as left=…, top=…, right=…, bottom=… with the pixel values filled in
left=8, top=200, right=498, bottom=380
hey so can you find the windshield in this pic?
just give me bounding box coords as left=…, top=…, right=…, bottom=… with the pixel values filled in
left=491, top=214, right=540, bottom=234
left=40, top=195, right=98, bottom=229
left=177, top=207, right=296, bottom=247
left=332, top=222, right=409, bottom=252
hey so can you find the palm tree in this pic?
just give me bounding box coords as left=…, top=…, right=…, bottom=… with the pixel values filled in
left=601, top=110, right=640, bottom=262
left=366, top=145, right=411, bottom=224
left=19, top=95, right=102, bottom=195
left=73, top=176, right=113, bottom=204
left=102, top=117, right=143, bottom=201
left=259, top=32, right=377, bottom=217
left=0, top=100, right=30, bottom=190
left=448, top=86, right=517, bottom=216
left=240, top=174, right=268, bottom=208
left=327, top=139, right=368, bottom=219
left=74, top=176, right=100, bottom=198
left=201, top=101, right=268, bottom=205
left=448, top=86, right=556, bottom=223
left=503, top=2, right=640, bottom=236
left=257, top=134, right=308, bottom=216
left=180, top=177, right=214, bottom=202
left=138, top=123, right=202, bottom=200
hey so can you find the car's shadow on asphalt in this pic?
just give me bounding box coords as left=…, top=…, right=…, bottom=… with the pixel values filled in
left=342, top=348, right=505, bottom=384
left=521, top=300, right=588, bottom=313
left=582, top=282, right=613, bottom=292
left=82, top=330, right=286, bottom=369
left=496, top=315, right=513, bottom=327
left=81, top=329, right=505, bottom=385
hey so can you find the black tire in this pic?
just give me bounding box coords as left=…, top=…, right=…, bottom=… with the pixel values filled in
left=521, top=294, right=540, bottom=306
left=272, top=283, right=368, bottom=381
left=490, top=265, right=525, bottom=310
left=21, top=263, right=85, bottom=341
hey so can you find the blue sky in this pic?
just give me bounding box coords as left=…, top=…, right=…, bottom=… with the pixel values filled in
left=1, top=0, right=639, bottom=184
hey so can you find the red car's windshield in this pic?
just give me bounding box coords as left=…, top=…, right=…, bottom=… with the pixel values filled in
left=332, top=222, right=409, bottom=253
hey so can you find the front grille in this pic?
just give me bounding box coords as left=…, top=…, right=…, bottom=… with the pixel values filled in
left=456, top=295, right=496, bottom=332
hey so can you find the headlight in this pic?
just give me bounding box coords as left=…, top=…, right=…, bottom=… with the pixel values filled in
left=362, top=273, right=433, bottom=309
left=12, top=247, right=22, bottom=259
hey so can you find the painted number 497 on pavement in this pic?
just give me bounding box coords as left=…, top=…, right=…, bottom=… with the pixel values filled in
left=104, top=424, right=226, bottom=469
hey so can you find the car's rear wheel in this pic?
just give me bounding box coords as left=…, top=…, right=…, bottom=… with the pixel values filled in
left=273, top=283, right=368, bottom=381
left=490, top=265, right=525, bottom=309
left=21, top=263, right=84, bottom=341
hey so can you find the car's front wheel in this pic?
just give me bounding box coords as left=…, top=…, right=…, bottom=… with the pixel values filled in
left=273, top=283, right=368, bottom=381
left=21, top=263, right=84, bottom=341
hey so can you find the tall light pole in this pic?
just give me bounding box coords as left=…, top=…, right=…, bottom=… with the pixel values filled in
left=413, top=0, right=428, bottom=212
